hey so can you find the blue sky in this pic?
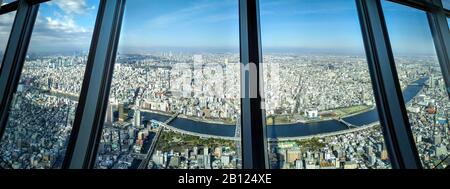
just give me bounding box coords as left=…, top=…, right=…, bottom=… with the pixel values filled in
left=382, top=0, right=438, bottom=56
left=260, top=0, right=438, bottom=55
left=260, top=0, right=364, bottom=54
left=14, top=0, right=444, bottom=56
left=26, top=0, right=99, bottom=53
left=117, top=0, right=239, bottom=53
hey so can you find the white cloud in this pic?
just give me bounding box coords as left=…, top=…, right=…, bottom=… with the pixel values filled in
left=49, top=0, right=95, bottom=15
left=0, top=10, right=15, bottom=25
left=0, top=1, right=95, bottom=53
left=0, top=11, right=16, bottom=46
left=45, top=16, right=88, bottom=33
left=27, top=12, right=93, bottom=52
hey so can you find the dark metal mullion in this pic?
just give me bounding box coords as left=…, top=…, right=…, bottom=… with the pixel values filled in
left=387, top=0, right=450, bottom=17
left=387, top=0, right=436, bottom=12
left=0, top=0, right=48, bottom=15
left=0, top=0, right=38, bottom=143
left=63, top=0, right=125, bottom=169
left=356, top=0, right=400, bottom=169
left=239, top=0, right=268, bottom=169
left=26, top=0, right=50, bottom=5
left=355, top=0, right=422, bottom=169
left=427, top=0, right=450, bottom=99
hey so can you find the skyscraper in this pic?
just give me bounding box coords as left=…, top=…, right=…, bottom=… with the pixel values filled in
left=203, top=146, right=211, bottom=169
left=118, top=103, right=126, bottom=122
left=133, top=100, right=141, bottom=127
left=105, top=101, right=113, bottom=125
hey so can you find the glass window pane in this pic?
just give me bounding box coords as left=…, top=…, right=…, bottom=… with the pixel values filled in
left=94, top=0, right=241, bottom=169
left=0, top=0, right=98, bottom=169
left=382, top=1, right=450, bottom=169
left=260, top=0, right=391, bottom=169
left=0, top=11, right=15, bottom=65
left=444, top=0, right=450, bottom=10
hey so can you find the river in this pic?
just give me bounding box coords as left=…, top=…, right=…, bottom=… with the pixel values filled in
left=142, top=77, right=428, bottom=139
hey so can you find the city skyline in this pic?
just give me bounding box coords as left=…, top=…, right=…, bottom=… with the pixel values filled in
left=2, top=51, right=447, bottom=169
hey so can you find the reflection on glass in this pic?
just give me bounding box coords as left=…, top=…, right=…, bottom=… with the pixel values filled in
left=0, top=0, right=98, bottom=169
left=383, top=1, right=450, bottom=169
left=0, top=11, right=15, bottom=65
left=94, top=0, right=241, bottom=169
left=261, top=0, right=391, bottom=169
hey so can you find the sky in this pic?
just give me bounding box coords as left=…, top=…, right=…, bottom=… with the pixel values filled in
left=0, top=0, right=446, bottom=55
left=118, top=0, right=240, bottom=53
left=26, top=0, right=99, bottom=54
left=0, top=11, right=15, bottom=56
left=382, top=0, right=438, bottom=56
left=260, top=0, right=364, bottom=54
left=260, top=0, right=438, bottom=55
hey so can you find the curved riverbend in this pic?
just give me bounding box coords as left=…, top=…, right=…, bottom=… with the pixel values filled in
left=142, top=77, right=428, bottom=139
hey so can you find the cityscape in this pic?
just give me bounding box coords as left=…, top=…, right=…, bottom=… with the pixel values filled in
left=0, top=0, right=448, bottom=170
left=0, top=52, right=447, bottom=169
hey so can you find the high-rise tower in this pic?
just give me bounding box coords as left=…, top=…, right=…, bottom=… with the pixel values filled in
left=133, top=100, right=141, bottom=127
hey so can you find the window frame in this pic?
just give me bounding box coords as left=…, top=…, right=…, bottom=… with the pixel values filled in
left=62, top=0, right=125, bottom=169
left=356, top=0, right=450, bottom=169
left=0, top=0, right=40, bottom=155
left=0, top=0, right=449, bottom=169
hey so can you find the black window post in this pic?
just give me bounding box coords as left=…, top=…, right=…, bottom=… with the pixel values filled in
left=355, top=0, right=422, bottom=169
left=427, top=0, right=450, bottom=99
left=239, top=0, right=268, bottom=169
left=0, top=2, right=19, bottom=15
left=63, top=0, right=125, bottom=169
left=0, top=0, right=39, bottom=142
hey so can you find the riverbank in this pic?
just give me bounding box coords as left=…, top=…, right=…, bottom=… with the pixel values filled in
left=42, top=77, right=428, bottom=139
left=141, top=109, right=236, bottom=125
left=266, top=105, right=375, bottom=126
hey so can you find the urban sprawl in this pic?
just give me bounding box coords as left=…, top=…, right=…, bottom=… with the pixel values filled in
left=0, top=52, right=448, bottom=169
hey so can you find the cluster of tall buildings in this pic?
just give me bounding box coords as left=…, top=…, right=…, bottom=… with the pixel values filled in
left=263, top=55, right=375, bottom=119
left=151, top=145, right=238, bottom=169
left=270, top=126, right=390, bottom=169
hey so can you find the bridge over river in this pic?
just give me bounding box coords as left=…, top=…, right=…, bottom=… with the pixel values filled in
left=140, top=77, right=428, bottom=141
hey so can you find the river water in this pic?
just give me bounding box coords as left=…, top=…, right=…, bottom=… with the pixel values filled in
left=142, top=77, right=428, bottom=139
